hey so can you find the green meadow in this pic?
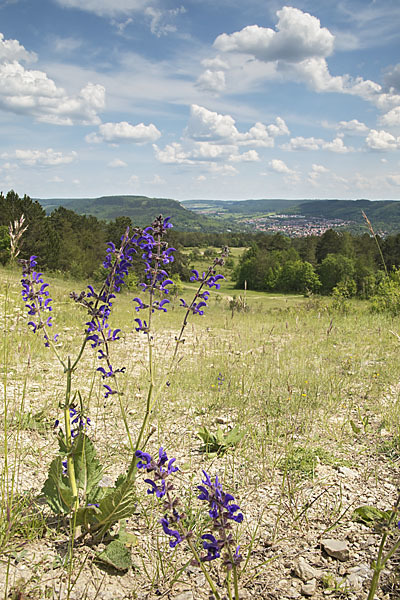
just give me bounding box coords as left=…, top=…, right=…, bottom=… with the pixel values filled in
left=1, top=262, right=400, bottom=600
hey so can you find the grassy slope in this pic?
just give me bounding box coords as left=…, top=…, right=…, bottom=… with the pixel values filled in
left=2, top=264, right=400, bottom=598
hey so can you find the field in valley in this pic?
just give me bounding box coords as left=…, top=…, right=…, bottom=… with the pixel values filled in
left=1, top=263, right=400, bottom=600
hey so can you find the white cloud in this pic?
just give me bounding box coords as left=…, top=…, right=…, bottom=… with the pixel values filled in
left=208, top=163, right=237, bottom=176
left=384, top=63, right=400, bottom=92
left=185, top=104, right=288, bottom=147
left=2, top=148, right=77, bottom=166
left=201, top=56, right=229, bottom=70
left=269, top=158, right=293, bottom=174
left=388, top=174, right=400, bottom=186
left=86, top=121, right=161, bottom=144
left=282, top=135, right=353, bottom=153
left=214, top=7, right=334, bottom=63
left=52, top=36, right=83, bottom=54
left=308, top=163, right=329, bottom=185
left=311, top=163, right=329, bottom=174
left=108, top=158, right=128, bottom=167
left=365, top=129, right=400, bottom=151
left=53, top=0, right=151, bottom=17
left=379, top=107, right=400, bottom=127
left=144, top=6, right=185, bottom=37
left=229, top=150, right=259, bottom=162
left=149, top=174, right=166, bottom=185
left=53, top=1, right=185, bottom=36
left=0, top=32, right=36, bottom=63
left=48, top=175, right=64, bottom=183
left=337, top=119, right=368, bottom=134
left=153, top=142, right=193, bottom=165
left=128, top=174, right=139, bottom=184
left=269, top=158, right=300, bottom=183
left=153, top=140, right=258, bottom=167
left=323, top=137, right=352, bottom=153
left=196, top=70, right=226, bottom=94
left=209, top=7, right=400, bottom=113
left=0, top=33, right=105, bottom=125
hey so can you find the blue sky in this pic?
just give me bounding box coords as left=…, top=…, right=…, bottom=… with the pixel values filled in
left=0, top=0, right=399, bottom=200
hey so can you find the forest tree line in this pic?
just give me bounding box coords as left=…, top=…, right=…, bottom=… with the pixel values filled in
left=2, top=190, right=400, bottom=298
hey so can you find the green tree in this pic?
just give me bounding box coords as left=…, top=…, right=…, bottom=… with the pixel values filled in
left=318, top=253, right=355, bottom=294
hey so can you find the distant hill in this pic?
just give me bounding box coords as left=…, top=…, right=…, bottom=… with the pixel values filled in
left=297, top=199, right=400, bottom=222
left=182, top=198, right=300, bottom=214
left=36, top=195, right=400, bottom=234
left=36, top=195, right=240, bottom=232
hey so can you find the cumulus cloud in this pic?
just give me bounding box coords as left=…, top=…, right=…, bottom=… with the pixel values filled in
left=379, top=107, right=400, bottom=127
left=201, top=56, right=229, bottom=70
left=365, top=129, right=400, bottom=151
left=185, top=104, right=289, bottom=147
left=2, top=148, right=77, bottom=166
left=206, top=7, right=400, bottom=113
left=154, top=104, right=287, bottom=173
left=214, top=7, right=334, bottom=63
left=108, top=158, right=128, bottom=167
left=153, top=141, right=259, bottom=166
left=311, top=163, right=329, bottom=174
left=0, top=32, right=36, bottom=64
left=196, top=70, right=226, bottom=94
left=269, top=158, right=293, bottom=174
left=282, top=136, right=353, bottom=153
left=0, top=33, right=105, bottom=125
left=308, top=163, right=329, bottom=185
left=269, top=158, right=300, bottom=182
left=336, top=119, right=368, bottom=134
left=86, top=121, right=161, bottom=144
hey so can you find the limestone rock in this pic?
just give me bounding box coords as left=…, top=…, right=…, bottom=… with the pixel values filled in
left=301, top=578, right=317, bottom=596
left=293, top=557, right=321, bottom=582
left=321, top=538, right=350, bottom=561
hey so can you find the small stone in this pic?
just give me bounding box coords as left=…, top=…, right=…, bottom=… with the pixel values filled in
left=337, top=466, right=357, bottom=478
left=346, top=573, right=363, bottom=591
left=174, top=592, right=193, bottom=600
left=293, top=557, right=321, bottom=582
left=321, top=539, right=350, bottom=562
left=301, top=578, right=317, bottom=596
left=215, top=417, right=227, bottom=424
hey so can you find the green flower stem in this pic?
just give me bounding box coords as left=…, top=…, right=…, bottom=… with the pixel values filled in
left=367, top=496, right=400, bottom=600
left=233, top=565, right=239, bottom=600
left=64, top=358, right=79, bottom=511
left=184, top=536, right=222, bottom=600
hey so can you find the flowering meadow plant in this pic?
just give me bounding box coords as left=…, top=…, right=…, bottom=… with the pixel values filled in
left=135, top=448, right=243, bottom=600
left=19, top=215, right=239, bottom=597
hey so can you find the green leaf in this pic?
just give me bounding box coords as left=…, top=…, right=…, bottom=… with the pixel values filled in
left=225, top=425, right=245, bottom=445
left=350, top=420, right=361, bottom=434
left=42, top=457, right=75, bottom=514
left=117, top=520, right=138, bottom=547
left=71, top=433, right=103, bottom=501
left=90, top=478, right=136, bottom=538
left=352, top=505, right=391, bottom=527
left=95, top=540, right=131, bottom=572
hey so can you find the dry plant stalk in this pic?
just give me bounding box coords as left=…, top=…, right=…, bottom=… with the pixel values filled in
left=362, top=210, right=388, bottom=277
left=9, top=214, right=28, bottom=261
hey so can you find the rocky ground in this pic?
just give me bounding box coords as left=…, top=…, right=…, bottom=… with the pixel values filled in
left=1, top=319, right=400, bottom=600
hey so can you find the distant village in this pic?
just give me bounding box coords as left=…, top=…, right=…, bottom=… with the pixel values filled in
left=225, top=213, right=352, bottom=237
